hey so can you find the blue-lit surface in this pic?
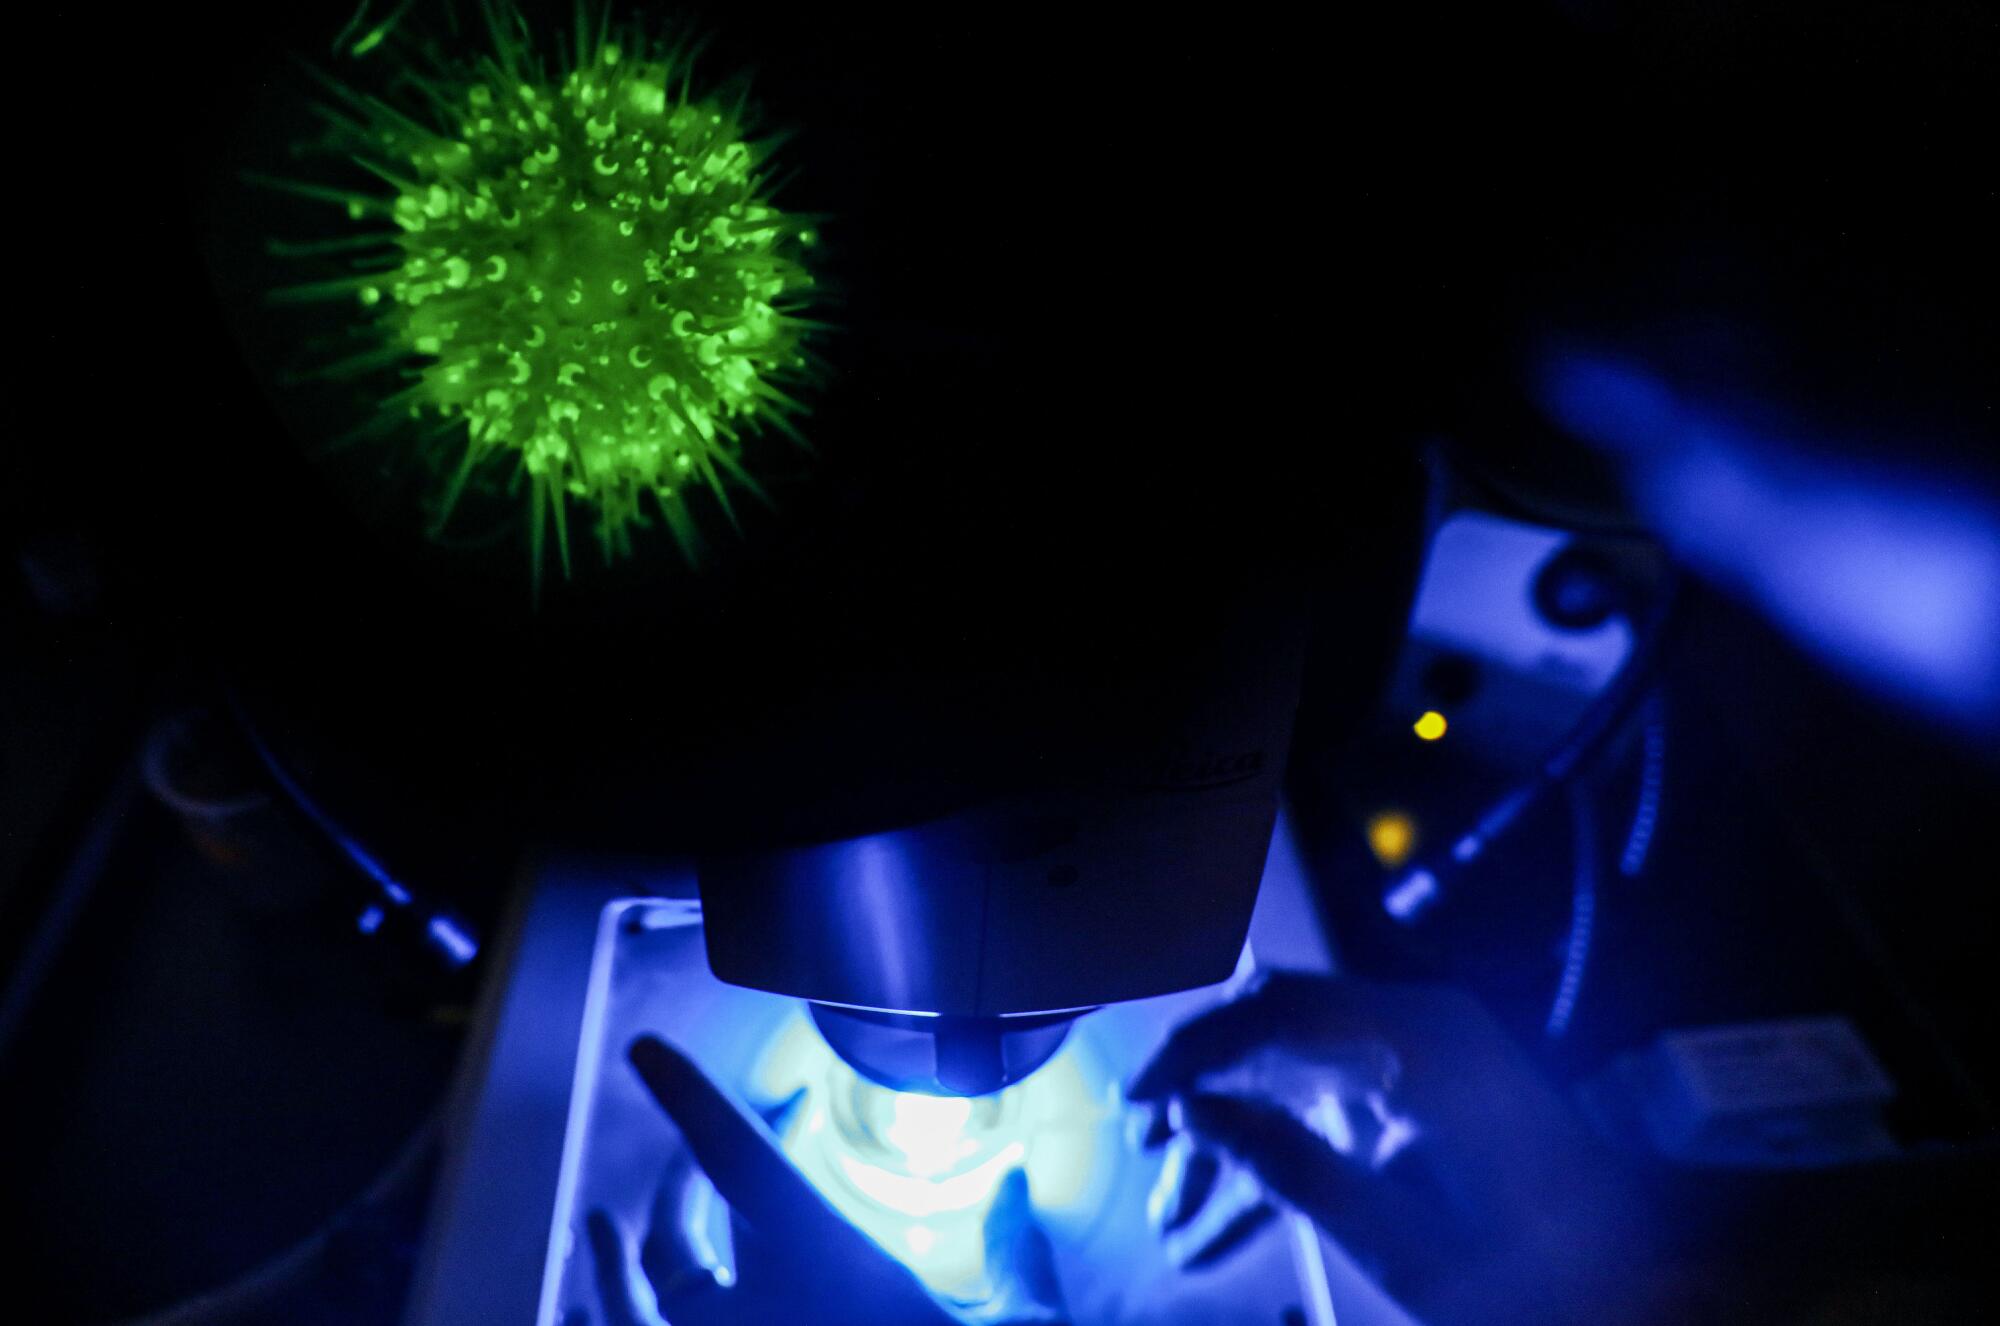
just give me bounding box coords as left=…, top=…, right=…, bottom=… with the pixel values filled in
left=536, top=900, right=1135, bottom=1323
left=525, top=815, right=1413, bottom=1325
left=1406, top=513, right=1634, bottom=695
left=752, top=1011, right=1110, bottom=1307
left=1381, top=509, right=1647, bottom=926
left=1538, top=350, right=2000, bottom=727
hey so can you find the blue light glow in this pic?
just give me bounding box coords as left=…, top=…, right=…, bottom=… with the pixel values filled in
left=1538, top=349, right=2000, bottom=727
left=850, top=835, right=923, bottom=1009
left=680, top=1172, right=736, bottom=1288
left=882, top=1093, right=980, bottom=1177
left=1307, top=1089, right=1355, bottom=1156
left=1544, top=784, right=1599, bottom=1038
left=745, top=1011, right=1111, bottom=1307
left=1362, top=1092, right=1420, bottom=1172
left=1408, top=513, right=1635, bottom=694
left=1618, top=692, right=1666, bottom=878
left=357, top=904, right=385, bottom=935
left=426, top=914, right=478, bottom=966
left=1144, top=1133, right=1188, bottom=1229
left=1382, top=869, right=1438, bottom=922
left=1285, top=1210, right=1340, bottom=1326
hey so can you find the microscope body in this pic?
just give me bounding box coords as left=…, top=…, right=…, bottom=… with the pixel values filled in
left=700, top=584, right=1311, bottom=1094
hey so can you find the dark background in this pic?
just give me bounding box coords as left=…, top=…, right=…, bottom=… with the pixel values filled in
left=4, top=1, right=1997, bottom=1321
left=12, top=0, right=1997, bottom=903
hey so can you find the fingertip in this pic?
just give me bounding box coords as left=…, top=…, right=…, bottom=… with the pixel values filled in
left=1129, top=980, right=1315, bottom=1103
left=1180, top=1091, right=1262, bottom=1136
left=1179, top=1092, right=1313, bottom=1174
left=1161, top=1148, right=1221, bottom=1234
left=985, top=1168, right=1066, bottom=1318
left=584, top=1208, right=644, bottom=1326
left=1141, top=1103, right=1177, bottom=1150
left=1126, top=1066, right=1169, bottom=1103
left=1178, top=1091, right=1446, bottom=1288
left=984, top=1168, right=1033, bottom=1255
left=1130, top=1051, right=1205, bottom=1105
left=627, top=1032, right=677, bottom=1075
left=585, top=1206, right=621, bottom=1250
left=628, top=1035, right=717, bottom=1120
left=992, top=1166, right=1031, bottom=1221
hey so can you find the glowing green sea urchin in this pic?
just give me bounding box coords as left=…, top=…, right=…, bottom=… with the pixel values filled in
left=260, top=4, right=821, bottom=577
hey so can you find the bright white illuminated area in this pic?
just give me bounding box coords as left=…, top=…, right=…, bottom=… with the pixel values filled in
left=745, top=1012, right=1114, bottom=1311
left=884, top=1093, right=976, bottom=1176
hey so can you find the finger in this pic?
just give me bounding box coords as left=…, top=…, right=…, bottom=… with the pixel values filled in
left=1139, top=1102, right=1177, bottom=1150
left=1177, top=1199, right=1278, bottom=1272
left=1160, top=1147, right=1221, bottom=1234
left=626, top=1036, right=957, bottom=1325
left=583, top=1209, right=655, bottom=1326
left=627, top=1035, right=850, bottom=1245
left=1128, top=972, right=1386, bottom=1102
left=719, top=1207, right=788, bottom=1299
left=983, top=1169, right=1067, bottom=1320
left=982, top=1168, right=1033, bottom=1256
left=639, top=1158, right=734, bottom=1304
left=1179, top=1091, right=1455, bottom=1295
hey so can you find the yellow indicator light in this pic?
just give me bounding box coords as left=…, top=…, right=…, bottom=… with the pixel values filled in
left=1365, top=810, right=1418, bottom=868
left=1413, top=710, right=1449, bottom=741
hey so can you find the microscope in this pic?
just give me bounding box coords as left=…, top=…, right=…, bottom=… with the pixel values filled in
left=308, top=448, right=1440, bottom=1326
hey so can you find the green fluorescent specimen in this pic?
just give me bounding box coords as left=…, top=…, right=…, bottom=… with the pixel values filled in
left=265, top=4, right=820, bottom=576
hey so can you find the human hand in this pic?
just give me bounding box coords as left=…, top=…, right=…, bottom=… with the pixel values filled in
left=1130, top=972, right=1663, bottom=1325
left=576, top=1034, right=1067, bottom=1326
